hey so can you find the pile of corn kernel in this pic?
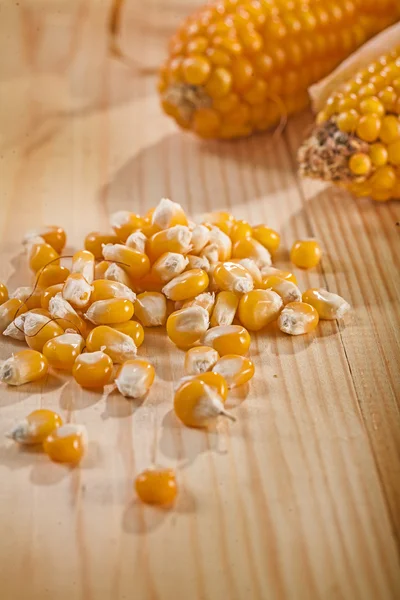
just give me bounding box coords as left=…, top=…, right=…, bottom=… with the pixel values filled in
left=1, top=199, right=350, bottom=504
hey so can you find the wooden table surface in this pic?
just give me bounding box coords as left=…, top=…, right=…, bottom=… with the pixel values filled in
left=0, top=2, right=399, bottom=599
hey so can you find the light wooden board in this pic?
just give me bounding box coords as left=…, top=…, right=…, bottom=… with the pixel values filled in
left=0, top=2, right=399, bottom=599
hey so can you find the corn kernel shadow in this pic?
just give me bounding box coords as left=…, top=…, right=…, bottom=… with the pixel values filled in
left=0, top=443, right=46, bottom=471
left=102, top=388, right=139, bottom=419
left=0, top=373, right=65, bottom=407
left=58, top=379, right=103, bottom=412
left=122, top=499, right=170, bottom=535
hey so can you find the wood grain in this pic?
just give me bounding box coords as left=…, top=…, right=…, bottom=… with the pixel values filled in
left=0, top=2, right=399, bottom=599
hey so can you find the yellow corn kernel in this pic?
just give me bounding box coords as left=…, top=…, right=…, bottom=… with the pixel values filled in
left=202, top=211, right=234, bottom=236
left=182, top=291, right=215, bottom=314
left=174, top=378, right=233, bottom=428
left=90, top=279, right=136, bottom=304
left=2, top=311, right=27, bottom=340
left=71, top=250, right=95, bottom=284
left=201, top=324, right=251, bottom=356
left=43, top=333, right=85, bottom=371
left=230, top=219, right=253, bottom=243
left=48, top=293, right=90, bottom=337
left=73, top=351, right=113, bottom=387
left=278, top=301, right=319, bottom=335
left=6, top=409, right=63, bottom=445
left=125, top=231, right=147, bottom=253
left=229, top=258, right=262, bottom=287
left=200, top=226, right=232, bottom=262
left=147, top=226, right=192, bottom=262
left=184, top=346, right=220, bottom=375
left=135, top=468, right=178, bottom=506
left=112, top=321, right=144, bottom=348
left=104, top=263, right=134, bottom=288
left=35, top=264, right=70, bottom=288
left=167, top=306, right=209, bottom=349
left=24, top=226, right=66, bottom=254
left=115, top=358, right=155, bottom=399
left=0, top=298, right=27, bottom=333
left=84, top=298, right=134, bottom=325
left=152, top=252, right=189, bottom=282
left=190, top=224, right=210, bottom=254
left=0, top=349, right=48, bottom=386
left=290, top=239, right=322, bottom=269
left=134, top=292, right=167, bottom=327
left=95, top=261, right=111, bottom=280
left=86, top=325, right=137, bottom=363
left=302, top=288, right=351, bottom=320
left=213, top=354, right=255, bottom=389
left=110, top=210, right=144, bottom=241
left=210, top=291, right=239, bottom=327
left=0, top=282, right=9, bottom=305
left=43, top=424, right=87, bottom=464
left=260, top=267, right=298, bottom=285
left=23, top=312, right=64, bottom=352
left=213, top=261, right=254, bottom=293
left=238, top=289, right=282, bottom=331
left=151, top=198, right=188, bottom=229
left=28, top=239, right=60, bottom=273
left=162, top=268, right=209, bottom=301
left=185, top=254, right=211, bottom=272
left=177, top=371, right=228, bottom=400
left=102, top=243, right=150, bottom=280
left=62, top=273, right=93, bottom=309
left=232, top=237, right=271, bottom=268
left=84, top=231, right=119, bottom=259
left=11, top=286, right=42, bottom=310
left=251, top=225, right=280, bottom=255
left=262, top=275, right=302, bottom=305
left=349, top=152, right=372, bottom=176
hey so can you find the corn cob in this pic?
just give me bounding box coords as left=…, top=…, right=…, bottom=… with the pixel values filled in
left=298, top=46, right=400, bottom=202
left=154, top=0, right=400, bottom=139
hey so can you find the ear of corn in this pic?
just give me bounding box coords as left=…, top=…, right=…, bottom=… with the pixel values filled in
left=298, top=45, right=400, bottom=202
left=156, top=0, right=400, bottom=139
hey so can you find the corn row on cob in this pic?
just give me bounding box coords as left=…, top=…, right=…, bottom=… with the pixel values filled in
left=156, top=0, right=400, bottom=139
left=298, top=46, right=400, bottom=202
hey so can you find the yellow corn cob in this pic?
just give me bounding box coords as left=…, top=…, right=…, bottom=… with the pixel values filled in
left=298, top=46, right=400, bottom=202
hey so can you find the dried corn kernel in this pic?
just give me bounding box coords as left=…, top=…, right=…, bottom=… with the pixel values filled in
left=43, top=333, right=85, bottom=371
left=2, top=311, right=28, bottom=341
left=213, top=355, right=255, bottom=389
left=201, top=324, right=250, bottom=356
left=24, top=226, right=66, bottom=254
left=0, top=282, right=9, bottom=305
left=162, top=268, right=209, bottom=301
left=11, top=286, right=42, bottom=310
left=147, top=226, right=192, bottom=261
left=167, top=305, right=209, bottom=349
left=202, top=211, right=234, bottom=236
left=28, top=239, right=60, bottom=273
left=0, top=349, right=48, bottom=386
left=290, top=239, right=322, bottom=269
left=152, top=252, right=189, bottom=282
left=184, top=346, right=219, bottom=375
left=0, top=298, right=27, bottom=333
left=105, top=263, right=133, bottom=288
left=102, top=243, right=150, bottom=280
left=210, top=291, right=238, bottom=327
left=230, top=220, right=252, bottom=243
left=135, top=468, right=178, bottom=505
left=260, top=266, right=298, bottom=285
left=238, top=289, right=282, bottom=331
left=182, top=291, right=215, bottom=314
left=252, top=225, right=281, bottom=254
left=6, top=409, right=63, bottom=445
left=35, top=264, right=70, bottom=288
left=262, top=275, right=302, bottom=305
left=71, top=250, right=95, bottom=284
left=110, top=210, right=144, bottom=241
left=125, top=231, right=147, bottom=254
left=278, top=302, right=319, bottom=335
left=112, top=321, right=144, bottom=348
left=86, top=325, right=137, bottom=363
left=200, top=226, right=232, bottom=262
left=95, top=261, right=111, bottom=280
left=190, top=224, right=210, bottom=254
left=84, top=231, right=119, bottom=259
left=302, top=288, right=351, bottom=320
left=134, top=292, right=167, bottom=327
left=90, top=279, right=136, bottom=304
left=84, top=298, right=134, bottom=325
left=43, top=424, right=87, bottom=464
left=24, top=312, right=64, bottom=352
left=63, top=273, right=93, bottom=309
left=174, top=378, right=233, bottom=428
left=232, top=237, right=271, bottom=268
left=73, top=351, right=113, bottom=387
left=213, top=261, right=253, bottom=293
left=115, top=358, right=155, bottom=399
left=48, top=293, right=89, bottom=336
left=186, top=254, right=211, bottom=272
left=230, top=258, right=262, bottom=287
left=152, top=198, right=188, bottom=229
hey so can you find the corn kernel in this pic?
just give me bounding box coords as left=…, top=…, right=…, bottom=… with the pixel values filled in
left=147, top=226, right=192, bottom=261
left=0, top=298, right=27, bottom=333
left=104, top=263, right=134, bottom=288
left=182, top=292, right=215, bottom=314
left=110, top=210, right=144, bottom=241
left=90, top=279, right=136, bottom=304
left=152, top=252, right=189, bottom=282
left=102, top=243, right=150, bottom=280
left=73, top=351, right=113, bottom=388
left=260, top=266, right=297, bottom=284
left=186, top=254, right=211, bottom=272
left=48, top=293, right=89, bottom=337
left=356, top=114, right=381, bottom=142
left=63, top=273, right=93, bottom=309
left=43, top=424, right=87, bottom=464
left=24, top=226, right=66, bottom=254
left=162, top=268, right=209, bottom=301
left=302, top=288, right=351, bottom=320
left=202, top=211, right=234, bottom=236
left=2, top=310, right=29, bottom=340
left=167, top=306, right=209, bottom=349
left=11, top=286, right=42, bottom=310
left=71, top=250, right=95, bottom=284
left=252, top=225, right=280, bottom=253
left=369, top=143, right=388, bottom=167
left=0, top=282, right=8, bottom=305
left=212, top=354, right=255, bottom=389
left=278, top=301, right=319, bottom=335
left=135, top=468, right=178, bottom=505
left=23, top=312, right=64, bottom=352
left=112, top=321, right=144, bottom=348
left=229, top=258, right=262, bottom=286
left=232, top=237, right=271, bottom=268
left=184, top=346, right=220, bottom=375
left=379, top=115, right=400, bottom=144
left=84, top=298, right=134, bottom=325
left=201, top=324, right=250, bottom=356
left=134, top=292, right=167, bottom=327
left=174, top=378, right=233, bottom=428
left=238, top=289, right=282, bottom=331
left=210, top=290, right=239, bottom=326
left=213, top=261, right=254, bottom=293
left=151, top=197, right=188, bottom=229
left=349, top=152, right=372, bottom=175
left=290, top=239, right=322, bottom=269
left=86, top=325, right=138, bottom=363
left=6, top=409, right=63, bottom=445
left=115, top=358, right=155, bottom=399
left=200, top=226, right=232, bottom=262
left=84, top=231, right=119, bottom=259
left=35, top=264, right=70, bottom=288
left=262, top=275, right=302, bottom=305
left=28, top=240, right=60, bottom=273
left=230, top=219, right=252, bottom=243
left=43, top=333, right=85, bottom=371
left=190, top=224, right=210, bottom=253
left=0, top=349, right=48, bottom=386
left=125, top=231, right=147, bottom=254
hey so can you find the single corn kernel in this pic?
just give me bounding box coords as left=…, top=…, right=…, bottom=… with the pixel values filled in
left=73, top=351, right=113, bottom=387
left=102, top=244, right=150, bottom=279
left=202, top=211, right=234, bottom=236
left=84, top=232, right=119, bottom=259
left=186, top=254, right=211, bottom=272
left=84, top=298, right=134, bottom=325
left=212, top=261, right=254, bottom=293
left=190, top=224, right=210, bottom=254
left=0, top=298, right=27, bottom=333
left=210, top=291, right=239, bottom=327
left=86, top=325, right=137, bottom=363
left=278, top=301, right=319, bottom=335
left=63, top=273, right=93, bottom=309
left=260, top=266, right=298, bottom=285
left=135, top=468, right=178, bottom=506
left=152, top=252, right=189, bottom=282
left=184, top=346, right=220, bottom=375
left=134, top=292, right=167, bottom=327
left=151, top=198, right=188, bottom=229
left=71, top=250, right=95, bottom=284
left=43, top=424, right=87, bottom=464
left=95, top=261, right=111, bottom=280
left=2, top=311, right=29, bottom=341
left=162, top=268, right=209, bottom=301
left=147, top=226, right=192, bottom=261
left=302, top=288, right=351, bottom=320
left=115, top=358, right=155, bottom=399
left=90, top=279, right=136, bottom=304
left=200, top=226, right=232, bottom=262
left=176, top=371, right=228, bottom=400
left=201, top=324, right=251, bottom=356
left=110, top=210, right=144, bottom=241
left=252, top=225, right=281, bottom=254
left=23, top=312, right=64, bottom=352
left=28, top=239, right=60, bottom=273
left=0, top=282, right=9, bottom=305
left=35, top=264, right=70, bottom=288
left=349, top=152, right=372, bottom=175
left=112, top=321, right=144, bottom=348
left=238, top=289, right=282, bottom=331
left=174, top=379, right=233, bottom=428
left=24, top=226, right=66, bottom=254
left=262, top=275, right=302, bottom=305
left=229, top=258, right=262, bottom=287
left=6, top=409, right=63, bottom=445
left=125, top=231, right=147, bottom=253
left=230, top=220, right=253, bottom=243
left=43, top=333, right=85, bottom=371
left=213, top=355, right=255, bottom=389
left=182, top=291, right=215, bottom=314
left=232, top=237, right=271, bottom=268
left=131, top=272, right=164, bottom=294
left=167, top=306, right=209, bottom=349
left=11, top=286, right=42, bottom=310
left=0, top=349, right=48, bottom=386
left=48, top=293, right=89, bottom=336
left=105, top=263, right=134, bottom=288
left=290, top=239, right=322, bottom=269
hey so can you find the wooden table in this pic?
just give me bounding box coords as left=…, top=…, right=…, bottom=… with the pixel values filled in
left=0, top=2, right=399, bottom=598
